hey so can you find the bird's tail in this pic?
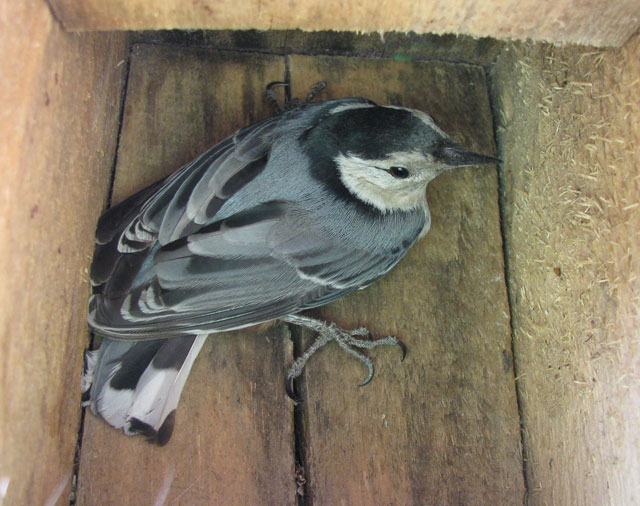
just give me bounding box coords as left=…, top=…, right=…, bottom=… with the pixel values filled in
left=82, top=334, right=207, bottom=445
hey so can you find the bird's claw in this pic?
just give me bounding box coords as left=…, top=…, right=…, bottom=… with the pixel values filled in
left=282, top=315, right=408, bottom=398
left=265, top=81, right=289, bottom=112
left=304, top=81, right=327, bottom=105
left=285, top=375, right=301, bottom=403
left=357, top=355, right=375, bottom=387
left=397, top=339, right=407, bottom=361
left=265, top=81, right=327, bottom=113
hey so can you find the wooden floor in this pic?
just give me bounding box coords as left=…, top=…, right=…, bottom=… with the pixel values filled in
left=76, top=44, right=524, bottom=505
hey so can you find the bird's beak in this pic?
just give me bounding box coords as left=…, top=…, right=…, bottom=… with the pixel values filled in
left=436, top=143, right=500, bottom=168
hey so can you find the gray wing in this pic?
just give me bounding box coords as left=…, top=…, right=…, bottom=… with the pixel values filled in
left=89, top=113, right=279, bottom=331
left=91, top=201, right=410, bottom=338
left=90, top=98, right=375, bottom=291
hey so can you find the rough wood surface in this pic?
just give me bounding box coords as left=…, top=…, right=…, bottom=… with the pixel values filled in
left=491, top=35, right=640, bottom=505
left=49, top=0, right=640, bottom=47
left=76, top=45, right=297, bottom=506
left=130, top=30, right=505, bottom=68
left=288, top=55, right=525, bottom=505
left=0, top=1, right=127, bottom=504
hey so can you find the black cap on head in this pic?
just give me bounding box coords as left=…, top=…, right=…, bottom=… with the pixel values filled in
left=328, top=107, right=441, bottom=158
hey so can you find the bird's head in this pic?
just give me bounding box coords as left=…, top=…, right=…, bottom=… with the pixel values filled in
left=321, top=104, right=498, bottom=212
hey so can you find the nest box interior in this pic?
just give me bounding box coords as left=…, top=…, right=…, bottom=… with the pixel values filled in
left=1, top=1, right=638, bottom=505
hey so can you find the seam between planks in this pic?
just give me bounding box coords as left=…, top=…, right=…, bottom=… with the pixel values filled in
left=70, top=39, right=133, bottom=506
left=288, top=324, right=311, bottom=506
left=105, top=43, right=134, bottom=211
left=285, top=54, right=310, bottom=506
left=485, top=63, right=531, bottom=506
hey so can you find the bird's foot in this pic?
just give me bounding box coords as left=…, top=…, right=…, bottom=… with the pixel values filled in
left=302, top=81, right=327, bottom=105
left=282, top=314, right=406, bottom=400
left=265, top=81, right=327, bottom=113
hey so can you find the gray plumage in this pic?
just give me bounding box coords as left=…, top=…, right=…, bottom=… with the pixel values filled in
left=83, top=97, right=497, bottom=444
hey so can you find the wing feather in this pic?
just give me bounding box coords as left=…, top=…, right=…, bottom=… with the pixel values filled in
left=92, top=201, right=415, bottom=338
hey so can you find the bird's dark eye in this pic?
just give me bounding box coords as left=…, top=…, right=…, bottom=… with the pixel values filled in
left=390, top=166, right=410, bottom=179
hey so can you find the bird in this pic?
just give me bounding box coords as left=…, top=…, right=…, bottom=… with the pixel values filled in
left=82, top=88, right=498, bottom=445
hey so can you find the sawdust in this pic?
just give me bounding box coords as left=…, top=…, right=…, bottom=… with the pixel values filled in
left=491, top=34, right=640, bottom=505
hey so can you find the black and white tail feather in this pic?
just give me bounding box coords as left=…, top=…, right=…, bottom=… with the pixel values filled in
left=82, top=336, right=206, bottom=445
left=83, top=93, right=496, bottom=444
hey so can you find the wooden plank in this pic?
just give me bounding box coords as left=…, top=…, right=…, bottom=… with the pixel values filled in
left=76, top=45, right=297, bottom=506
left=288, top=55, right=525, bottom=505
left=0, top=0, right=127, bottom=504
left=491, top=36, right=640, bottom=505
left=49, top=0, right=640, bottom=48
left=129, top=30, right=505, bottom=69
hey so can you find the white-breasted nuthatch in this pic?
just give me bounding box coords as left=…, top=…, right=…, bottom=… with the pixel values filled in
left=83, top=94, right=498, bottom=444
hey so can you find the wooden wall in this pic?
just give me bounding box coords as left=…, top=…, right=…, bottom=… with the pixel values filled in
left=491, top=33, right=640, bottom=505
left=49, top=0, right=640, bottom=47
left=0, top=1, right=127, bottom=504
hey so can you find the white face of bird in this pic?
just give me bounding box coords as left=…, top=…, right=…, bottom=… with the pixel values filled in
left=335, top=150, right=445, bottom=212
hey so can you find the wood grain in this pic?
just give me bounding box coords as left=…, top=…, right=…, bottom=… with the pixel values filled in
left=129, top=30, right=505, bottom=69
left=49, top=0, right=640, bottom=47
left=492, top=36, right=640, bottom=505
left=76, top=45, right=297, bottom=506
left=288, top=55, right=525, bottom=505
left=0, top=1, right=127, bottom=504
